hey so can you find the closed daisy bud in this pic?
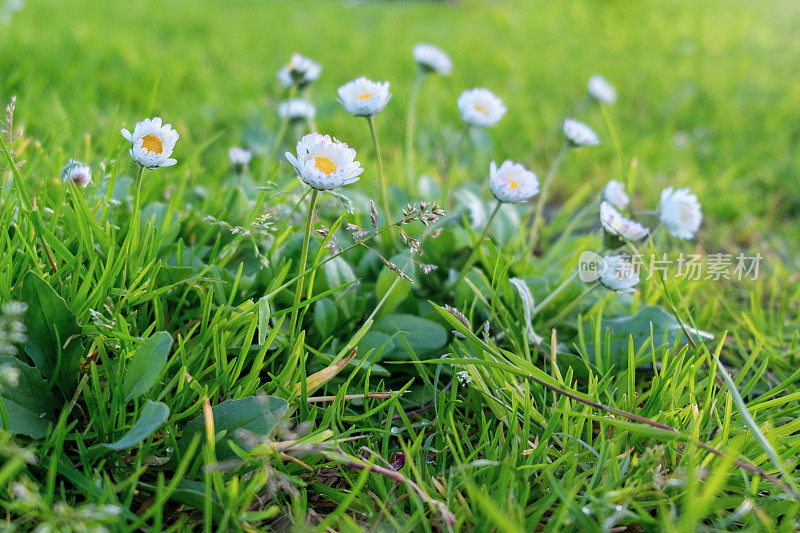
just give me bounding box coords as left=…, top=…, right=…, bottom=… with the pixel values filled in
left=602, top=179, right=629, bottom=210
left=337, top=77, right=391, bottom=117
left=563, top=118, right=599, bottom=147
left=458, top=88, right=506, bottom=128
left=587, top=74, right=617, bottom=105
left=489, top=160, right=539, bottom=203
left=121, top=117, right=178, bottom=168
left=278, top=98, right=316, bottom=123
left=600, top=202, right=649, bottom=241
left=599, top=254, right=639, bottom=293
left=285, top=132, right=363, bottom=190
left=659, top=186, right=702, bottom=239
left=61, top=159, right=91, bottom=187
left=277, top=53, right=321, bottom=89
left=413, top=43, right=452, bottom=75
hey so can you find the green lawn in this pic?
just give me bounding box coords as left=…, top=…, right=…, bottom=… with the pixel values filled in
left=1, top=0, right=800, bottom=530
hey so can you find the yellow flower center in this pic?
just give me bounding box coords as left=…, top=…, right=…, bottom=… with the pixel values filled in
left=140, top=134, right=163, bottom=154
left=358, top=92, right=372, bottom=100
left=474, top=104, right=488, bottom=115
left=314, top=156, right=337, bottom=175
left=506, top=177, right=519, bottom=190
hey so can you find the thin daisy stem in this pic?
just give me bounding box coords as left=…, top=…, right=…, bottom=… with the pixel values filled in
left=405, top=70, right=426, bottom=194
left=441, top=126, right=470, bottom=208
left=526, top=144, right=568, bottom=259
left=289, top=188, right=318, bottom=335
left=451, top=202, right=501, bottom=291
left=367, top=115, right=398, bottom=248
left=130, top=165, right=145, bottom=246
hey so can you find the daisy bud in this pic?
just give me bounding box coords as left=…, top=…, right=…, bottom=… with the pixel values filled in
left=489, top=160, right=539, bottom=203
left=600, top=202, right=649, bottom=242
left=61, top=159, right=92, bottom=188
left=587, top=74, right=617, bottom=105
left=563, top=118, right=600, bottom=148
left=284, top=132, right=363, bottom=190
left=337, top=77, right=391, bottom=117
left=121, top=117, right=179, bottom=168
left=413, top=43, right=453, bottom=76
left=457, top=88, right=506, bottom=128
left=659, top=187, right=702, bottom=239
left=278, top=98, right=316, bottom=124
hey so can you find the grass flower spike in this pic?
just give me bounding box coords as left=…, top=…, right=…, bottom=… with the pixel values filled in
left=338, top=77, right=391, bottom=117
left=285, top=132, right=363, bottom=190
left=458, top=88, right=506, bottom=128
left=489, top=160, right=539, bottom=203
left=603, top=179, right=629, bottom=209
left=121, top=117, right=178, bottom=168
left=61, top=159, right=91, bottom=187
left=278, top=53, right=321, bottom=89
left=587, top=74, right=617, bottom=104
left=413, top=43, right=452, bottom=75
left=563, top=118, right=599, bottom=147
left=279, top=98, right=316, bottom=123
left=600, top=201, right=649, bottom=241
left=599, top=254, right=639, bottom=292
left=659, top=186, right=702, bottom=239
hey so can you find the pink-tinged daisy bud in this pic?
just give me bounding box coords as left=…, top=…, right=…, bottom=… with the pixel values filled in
left=659, top=186, right=702, bottom=239
left=121, top=117, right=179, bottom=168
left=285, top=132, right=363, bottom=190
left=61, top=159, right=91, bottom=187
left=600, top=201, right=649, bottom=241
left=413, top=43, right=452, bottom=75
left=489, top=160, right=539, bottom=203
left=458, top=88, right=506, bottom=128
left=563, top=118, right=600, bottom=147
left=337, top=77, right=391, bottom=117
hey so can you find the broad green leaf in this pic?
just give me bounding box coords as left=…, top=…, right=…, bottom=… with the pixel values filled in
left=93, top=400, right=169, bottom=453
left=313, top=298, right=338, bottom=338
left=0, top=356, right=57, bottom=438
left=123, top=331, right=173, bottom=402
left=20, top=271, right=84, bottom=394
left=138, top=479, right=224, bottom=517
left=374, top=314, right=448, bottom=359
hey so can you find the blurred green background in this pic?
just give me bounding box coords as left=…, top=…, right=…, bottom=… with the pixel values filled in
left=1, top=0, right=799, bottom=243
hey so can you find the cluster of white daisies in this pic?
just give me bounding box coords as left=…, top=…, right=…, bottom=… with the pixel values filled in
left=61, top=44, right=702, bottom=296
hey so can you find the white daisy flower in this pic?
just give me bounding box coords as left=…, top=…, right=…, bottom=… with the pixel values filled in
left=121, top=117, right=179, bottom=168
left=600, top=202, right=649, bottom=241
left=458, top=88, right=506, bottom=128
left=277, top=53, right=321, bottom=89
left=659, top=187, right=702, bottom=239
left=278, top=98, right=316, bottom=123
left=285, top=132, right=363, bottom=190
left=228, top=146, right=252, bottom=170
left=413, top=43, right=452, bottom=75
left=337, top=77, right=391, bottom=117
left=563, top=118, right=600, bottom=147
left=489, top=160, right=539, bottom=203
left=599, top=254, right=639, bottom=293
left=61, top=159, right=91, bottom=188
left=587, top=74, right=617, bottom=105
left=603, top=179, right=629, bottom=210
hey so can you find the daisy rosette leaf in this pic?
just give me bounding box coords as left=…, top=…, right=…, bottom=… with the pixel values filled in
left=659, top=186, right=702, bottom=239
left=277, top=53, right=321, bottom=89
left=285, top=132, right=363, bottom=190
left=337, top=77, right=391, bottom=117
left=121, top=117, right=179, bottom=168
left=413, top=43, right=452, bottom=75
left=599, top=254, right=639, bottom=293
left=458, top=88, right=506, bottom=128
left=61, top=159, right=91, bottom=187
left=278, top=98, right=316, bottom=123
left=587, top=74, right=617, bottom=104
left=489, top=160, right=539, bottom=203
left=563, top=118, right=600, bottom=148
left=600, top=201, right=649, bottom=243
left=602, top=179, right=629, bottom=210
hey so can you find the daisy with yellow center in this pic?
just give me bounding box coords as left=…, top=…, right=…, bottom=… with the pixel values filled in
left=458, top=88, right=506, bottom=128
left=121, top=117, right=179, bottom=168
left=489, top=160, right=539, bottom=204
left=285, top=132, right=363, bottom=190
left=337, top=77, right=391, bottom=117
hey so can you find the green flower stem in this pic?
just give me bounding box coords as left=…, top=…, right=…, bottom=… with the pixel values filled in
left=128, top=165, right=145, bottom=249
left=367, top=115, right=398, bottom=248
left=405, top=70, right=426, bottom=194
left=441, top=126, right=470, bottom=208
left=451, top=202, right=501, bottom=290
left=526, top=144, right=568, bottom=259
left=289, top=188, right=318, bottom=334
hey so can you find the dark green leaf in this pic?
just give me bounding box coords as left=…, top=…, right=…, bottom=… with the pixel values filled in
left=94, top=400, right=169, bottom=453
left=0, top=356, right=57, bottom=438
left=374, top=314, right=448, bottom=359
left=123, top=331, right=173, bottom=402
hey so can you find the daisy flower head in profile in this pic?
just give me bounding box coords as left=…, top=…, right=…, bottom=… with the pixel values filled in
left=599, top=254, right=640, bottom=293
left=278, top=98, right=316, bottom=124
left=228, top=146, right=252, bottom=173
left=600, top=201, right=649, bottom=242
left=277, top=53, right=321, bottom=90
left=603, top=179, right=629, bottom=210
left=337, top=77, right=391, bottom=117
left=121, top=117, right=179, bottom=169
left=61, top=159, right=91, bottom=188
left=285, top=132, right=363, bottom=190
left=458, top=88, right=506, bottom=128
left=413, top=43, right=452, bottom=76
left=587, top=74, right=617, bottom=105
left=563, top=118, right=600, bottom=148
left=659, top=186, right=702, bottom=239
left=489, top=160, right=539, bottom=204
